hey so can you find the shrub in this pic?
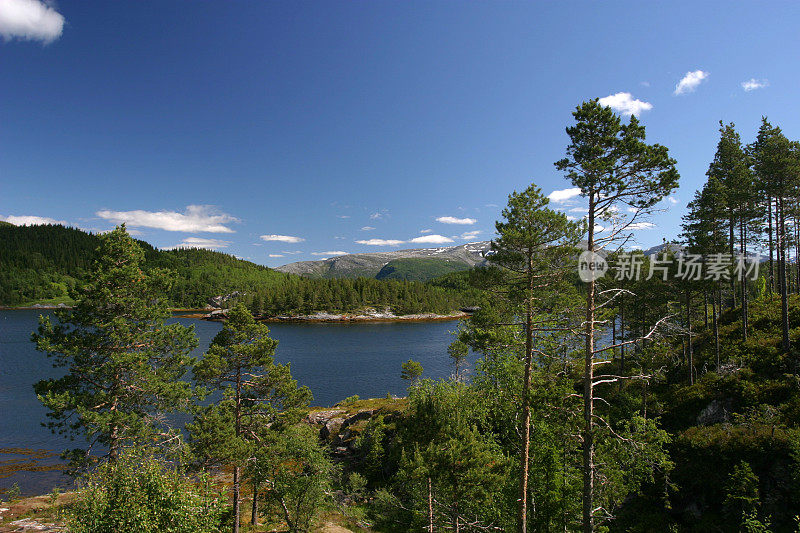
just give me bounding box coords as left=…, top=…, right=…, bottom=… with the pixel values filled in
left=67, top=450, right=226, bottom=533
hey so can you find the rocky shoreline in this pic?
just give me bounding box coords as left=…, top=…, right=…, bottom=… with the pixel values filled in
left=181, top=309, right=469, bottom=323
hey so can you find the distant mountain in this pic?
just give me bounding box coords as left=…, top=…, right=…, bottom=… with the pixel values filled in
left=275, top=242, right=492, bottom=280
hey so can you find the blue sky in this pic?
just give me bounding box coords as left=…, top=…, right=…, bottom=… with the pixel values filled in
left=2, top=1, right=799, bottom=266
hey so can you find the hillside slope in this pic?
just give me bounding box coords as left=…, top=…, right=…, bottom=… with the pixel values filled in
left=275, top=241, right=491, bottom=279
left=0, top=224, right=472, bottom=314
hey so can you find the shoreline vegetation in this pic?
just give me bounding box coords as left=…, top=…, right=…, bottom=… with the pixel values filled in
left=1, top=306, right=470, bottom=323
left=5, top=107, right=800, bottom=533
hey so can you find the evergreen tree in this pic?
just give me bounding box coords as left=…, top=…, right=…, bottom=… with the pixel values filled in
left=488, top=183, right=583, bottom=533
left=33, top=225, right=198, bottom=466
left=189, top=304, right=311, bottom=533
left=555, top=100, right=679, bottom=532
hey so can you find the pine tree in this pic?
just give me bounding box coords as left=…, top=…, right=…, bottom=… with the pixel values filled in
left=555, top=100, right=679, bottom=532
left=189, top=304, right=311, bottom=533
left=33, top=225, right=198, bottom=466
left=488, top=184, right=583, bottom=533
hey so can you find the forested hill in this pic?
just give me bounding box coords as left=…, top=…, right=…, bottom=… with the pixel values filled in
left=0, top=223, right=472, bottom=314
left=275, top=241, right=490, bottom=279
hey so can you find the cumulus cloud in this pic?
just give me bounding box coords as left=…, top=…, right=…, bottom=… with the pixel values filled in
left=436, top=216, right=476, bottom=225
left=674, top=70, right=709, bottom=95
left=1, top=214, right=66, bottom=225
left=627, top=222, right=656, bottom=230
left=360, top=226, right=375, bottom=231
left=0, top=0, right=65, bottom=44
left=356, top=239, right=405, bottom=246
left=667, top=196, right=679, bottom=205
left=162, top=237, right=231, bottom=250
left=97, top=205, right=238, bottom=233
left=741, top=78, right=769, bottom=92
left=547, top=188, right=582, bottom=203
left=459, top=230, right=482, bottom=240
left=409, top=234, right=454, bottom=244
left=598, top=92, right=653, bottom=116
left=311, top=251, right=348, bottom=257
left=260, top=234, right=304, bottom=243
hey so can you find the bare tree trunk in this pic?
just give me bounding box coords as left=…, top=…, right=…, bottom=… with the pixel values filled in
left=741, top=220, right=748, bottom=341
left=251, top=482, right=258, bottom=527
left=232, top=466, right=241, bottom=533
left=729, top=216, right=736, bottom=309
left=620, top=297, right=625, bottom=376
left=428, top=477, right=434, bottom=533
left=517, top=255, right=535, bottom=533
left=768, top=196, right=775, bottom=293
left=703, top=290, right=709, bottom=329
left=582, top=195, right=596, bottom=533
left=777, top=196, right=791, bottom=354
left=686, top=290, right=694, bottom=385
left=712, top=288, right=720, bottom=369
left=795, top=214, right=799, bottom=296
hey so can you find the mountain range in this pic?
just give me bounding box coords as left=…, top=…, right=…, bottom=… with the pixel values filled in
left=275, top=241, right=492, bottom=280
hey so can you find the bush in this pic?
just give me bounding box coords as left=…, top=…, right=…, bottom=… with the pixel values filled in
left=67, top=451, right=227, bottom=533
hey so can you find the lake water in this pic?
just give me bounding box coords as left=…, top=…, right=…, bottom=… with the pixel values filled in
left=0, top=310, right=470, bottom=495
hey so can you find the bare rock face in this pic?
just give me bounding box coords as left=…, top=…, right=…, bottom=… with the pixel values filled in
left=320, top=418, right=346, bottom=440
left=305, top=409, right=345, bottom=425
left=697, top=399, right=731, bottom=426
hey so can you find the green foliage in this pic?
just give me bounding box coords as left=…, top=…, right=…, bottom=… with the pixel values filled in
left=385, top=380, right=510, bottom=532
left=400, top=359, right=424, bottom=383
left=251, top=425, right=336, bottom=533
left=724, top=461, right=761, bottom=523
left=189, top=304, right=311, bottom=531
left=67, top=450, right=226, bottom=533
left=0, top=223, right=473, bottom=315
left=376, top=258, right=471, bottom=282
left=33, top=226, right=198, bottom=465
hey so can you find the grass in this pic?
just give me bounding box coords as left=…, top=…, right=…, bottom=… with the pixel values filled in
left=308, top=397, right=409, bottom=418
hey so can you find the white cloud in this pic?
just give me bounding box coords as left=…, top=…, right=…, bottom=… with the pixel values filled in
left=568, top=207, right=587, bottom=213
left=547, top=188, right=582, bottom=203
left=640, top=81, right=650, bottom=87
left=260, top=234, right=304, bottom=243
left=436, top=216, right=476, bottom=225
left=356, top=239, right=405, bottom=246
left=97, top=205, right=238, bottom=233
left=369, top=212, right=383, bottom=220
left=741, top=78, right=769, bottom=92
left=419, top=228, right=432, bottom=233
left=337, top=215, right=350, bottom=219
left=598, top=92, right=653, bottom=116
left=0, top=0, right=65, bottom=44
left=674, top=70, right=709, bottom=95
left=627, top=222, right=656, bottom=230
left=1, top=214, right=66, bottom=226
left=311, top=251, right=348, bottom=257
left=162, top=237, right=231, bottom=250
left=268, top=254, right=284, bottom=258
left=567, top=216, right=577, bottom=221
left=360, top=226, right=375, bottom=231
left=667, top=196, right=679, bottom=205
left=409, top=234, right=454, bottom=244
left=282, top=250, right=303, bottom=255
left=459, top=230, right=482, bottom=240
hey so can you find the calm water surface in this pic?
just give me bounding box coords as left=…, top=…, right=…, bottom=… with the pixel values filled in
left=0, top=310, right=470, bottom=495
